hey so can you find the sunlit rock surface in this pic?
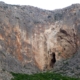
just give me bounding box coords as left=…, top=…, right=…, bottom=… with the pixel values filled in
left=0, top=2, right=80, bottom=78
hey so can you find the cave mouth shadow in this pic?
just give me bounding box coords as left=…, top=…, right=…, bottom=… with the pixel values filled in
left=50, top=52, right=56, bottom=68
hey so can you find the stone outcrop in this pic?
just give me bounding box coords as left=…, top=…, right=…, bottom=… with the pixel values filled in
left=0, top=2, right=80, bottom=77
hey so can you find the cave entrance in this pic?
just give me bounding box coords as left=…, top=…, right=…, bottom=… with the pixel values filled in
left=50, top=52, right=56, bottom=68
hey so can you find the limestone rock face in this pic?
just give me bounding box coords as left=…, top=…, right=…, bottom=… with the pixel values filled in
left=0, top=2, right=80, bottom=75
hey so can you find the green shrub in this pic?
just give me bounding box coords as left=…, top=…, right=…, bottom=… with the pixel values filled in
left=11, top=72, right=80, bottom=80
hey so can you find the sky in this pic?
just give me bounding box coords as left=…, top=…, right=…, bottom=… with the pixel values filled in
left=0, top=0, right=80, bottom=10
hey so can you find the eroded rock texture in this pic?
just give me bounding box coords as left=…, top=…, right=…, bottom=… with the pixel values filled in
left=0, top=2, right=80, bottom=75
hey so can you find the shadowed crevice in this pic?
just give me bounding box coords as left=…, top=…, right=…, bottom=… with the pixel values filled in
left=50, top=52, right=56, bottom=68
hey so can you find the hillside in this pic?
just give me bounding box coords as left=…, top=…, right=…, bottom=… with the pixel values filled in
left=0, top=2, right=80, bottom=80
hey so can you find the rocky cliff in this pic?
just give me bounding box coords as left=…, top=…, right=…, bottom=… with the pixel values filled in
left=0, top=2, right=80, bottom=80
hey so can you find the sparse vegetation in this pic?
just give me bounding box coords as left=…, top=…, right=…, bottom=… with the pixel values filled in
left=58, top=52, right=61, bottom=56
left=11, top=72, right=80, bottom=80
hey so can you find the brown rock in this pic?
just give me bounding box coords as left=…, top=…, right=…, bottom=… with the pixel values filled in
left=0, top=2, right=80, bottom=74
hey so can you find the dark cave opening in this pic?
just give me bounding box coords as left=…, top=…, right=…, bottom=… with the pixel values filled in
left=50, top=52, right=56, bottom=68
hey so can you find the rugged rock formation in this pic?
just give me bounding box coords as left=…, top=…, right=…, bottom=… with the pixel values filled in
left=0, top=2, right=80, bottom=77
